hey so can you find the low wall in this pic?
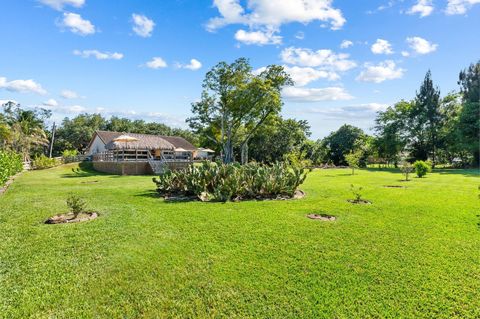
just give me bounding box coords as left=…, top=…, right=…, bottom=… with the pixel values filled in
left=93, top=161, right=153, bottom=175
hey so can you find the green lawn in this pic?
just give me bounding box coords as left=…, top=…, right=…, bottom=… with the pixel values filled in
left=1, top=164, right=479, bottom=318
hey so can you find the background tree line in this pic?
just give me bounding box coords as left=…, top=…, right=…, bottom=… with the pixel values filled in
left=1, top=59, right=478, bottom=168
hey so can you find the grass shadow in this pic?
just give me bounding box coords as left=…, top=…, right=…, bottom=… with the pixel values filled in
left=61, top=162, right=108, bottom=178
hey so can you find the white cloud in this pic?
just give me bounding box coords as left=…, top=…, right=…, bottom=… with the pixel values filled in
left=406, top=36, right=438, bottom=54
left=446, top=0, right=480, bottom=14
left=145, top=57, right=168, bottom=69
left=234, top=29, right=282, bottom=45
left=73, top=49, right=124, bottom=60
left=295, top=31, right=305, bottom=40
left=38, top=0, right=85, bottom=11
left=131, top=14, right=155, bottom=37
left=283, top=86, right=353, bottom=102
left=303, top=103, right=388, bottom=119
left=401, top=51, right=410, bottom=57
left=0, top=99, right=18, bottom=106
left=356, top=60, right=405, bottom=83
left=61, top=89, right=80, bottom=99
left=60, top=12, right=95, bottom=35
left=340, top=40, right=353, bottom=49
left=207, top=0, right=346, bottom=31
left=280, top=47, right=357, bottom=71
left=407, top=0, right=434, bottom=17
left=0, top=76, right=47, bottom=95
left=43, top=98, right=58, bottom=107
left=282, top=66, right=339, bottom=86
left=371, top=39, right=394, bottom=55
left=176, top=59, right=202, bottom=71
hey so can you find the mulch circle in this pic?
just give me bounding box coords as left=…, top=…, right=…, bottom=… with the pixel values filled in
left=347, top=199, right=372, bottom=205
left=307, top=214, right=337, bottom=221
left=45, top=212, right=98, bottom=224
left=81, top=180, right=99, bottom=184
left=383, top=185, right=406, bottom=188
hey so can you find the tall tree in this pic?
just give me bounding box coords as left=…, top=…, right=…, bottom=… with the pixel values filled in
left=322, top=124, right=367, bottom=166
left=412, top=70, right=442, bottom=167
left=458, top=61, right=480, bottom=165
left=187, top=58, right=292, bottom=163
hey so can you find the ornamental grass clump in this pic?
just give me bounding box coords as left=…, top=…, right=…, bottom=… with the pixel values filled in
left=153, top=161, right=309, bottom=202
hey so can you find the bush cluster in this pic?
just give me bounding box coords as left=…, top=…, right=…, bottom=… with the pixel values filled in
left=413, top=160, right=431, bottom=178
left=32, top=154, right=61, bottom=170
left=153, top=161, right=309, bottom=202
left=0, top=151, right=23, bottom=186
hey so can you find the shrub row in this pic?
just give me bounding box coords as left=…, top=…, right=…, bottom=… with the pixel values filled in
left=32, top=154, right=62, bottom=170
left=0, top=150, right=23, bottom=186
left=153, top=161, right=309, bottom=202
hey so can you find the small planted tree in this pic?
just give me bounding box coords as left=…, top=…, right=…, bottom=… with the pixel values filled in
left=413, top=160, right=431, bottom=178
left=350, top=184, right=363, bottom=202
left=345, top=150, right=362, bottom=175
left=66, top=194, right=87, bottom=219
left=401, top=162, right=414, bottom=181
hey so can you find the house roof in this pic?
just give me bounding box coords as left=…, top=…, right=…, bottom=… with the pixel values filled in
left=91, top=130, right=196, bottom=151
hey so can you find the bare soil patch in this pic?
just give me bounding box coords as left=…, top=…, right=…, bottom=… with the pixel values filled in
left=45, top=212, right=98, bottom=224
left=81, top=180, right=99, bottom=184
left=307, top=214, right=336, bottom=221
left=347, top=199, right=372, bottom=205
left=383, top=185, right=406, bottom=188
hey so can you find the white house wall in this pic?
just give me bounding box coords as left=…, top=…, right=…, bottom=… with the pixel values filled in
left=86, top=135, right=106, bottom=155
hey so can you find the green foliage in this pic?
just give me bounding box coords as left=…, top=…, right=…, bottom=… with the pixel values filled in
left=153, top=161, right=308, bottom=202
left=0, top=150, right=23, bottom=186
left=322, top=124, right=367, bottom=166
left=350, top=184, right=364, bottom=202
left=413, top=160, right=431, bottom=178
left=62, top=149, right=78, bottom=157
left=345, top=150, right=362, bottom=175
left=32, top=154, right=60, bottom=170
left=400, top=162, right=414, bottom=181
left=66, top=194, right=87, bottom=218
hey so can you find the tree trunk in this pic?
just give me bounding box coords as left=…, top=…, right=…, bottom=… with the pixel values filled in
left=241, top=140, right=249, bottom=165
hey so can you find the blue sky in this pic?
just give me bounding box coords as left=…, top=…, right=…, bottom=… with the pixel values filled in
left=0, top=0, right=479, bottom=138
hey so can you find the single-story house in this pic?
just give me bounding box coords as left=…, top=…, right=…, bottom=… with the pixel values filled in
left=194, top=147, right=215, bottom=160
left=86, top=130, right=197, bottom=175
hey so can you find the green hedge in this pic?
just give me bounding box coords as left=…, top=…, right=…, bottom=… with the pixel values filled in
left=153, top=161, right=309, bottom=202
left=0, top=150, right=23, bottom=186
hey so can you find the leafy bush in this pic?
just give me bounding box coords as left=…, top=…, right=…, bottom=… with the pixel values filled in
left=413, top=160, right=431, bottom=178
left=32, top=154, right=60, bottom=170
left=153, top=161, right=309, bottom=202
left=400, top=162, right=414, bottom=181
left=66, top=194, right=87, bottom=218
left=0, top=150, right=23, bottom=186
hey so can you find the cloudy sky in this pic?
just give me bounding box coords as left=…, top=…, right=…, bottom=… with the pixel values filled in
left=1, top=0, right=479, bottom=138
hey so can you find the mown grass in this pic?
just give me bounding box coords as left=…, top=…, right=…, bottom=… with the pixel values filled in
left=0, top=164, right=479, bottom=318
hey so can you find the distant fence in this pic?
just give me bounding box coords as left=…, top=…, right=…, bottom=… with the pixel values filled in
left=63, top=155, right=90, bottom=163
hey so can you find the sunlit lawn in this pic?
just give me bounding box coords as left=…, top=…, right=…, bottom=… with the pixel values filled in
left=0, top=164, right=479, bottom=318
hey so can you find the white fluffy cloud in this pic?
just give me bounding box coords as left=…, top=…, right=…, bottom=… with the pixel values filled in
left=61, top=89, right=80, bottom=99
left=356, top=60, right=405, bottom=83
left=0, top=76, right=47, bottom=95
left=283, top=86, right=353, bottom=102
left=145, top=57, right=168, bottom=69
left=407, top=0, right=434, bottom=17
left=60, top=12, right=95, bottom=35
left=38, top=0, right=85, bottom=10
left=234, top=29, right=282, bottom=45
left=446, top=0, right=480, bottom=14
left=177, top=59, right=202, bottom=71
left=406, top=36, right=438, bottom=54
left=340, top=40, right=353, bottom=49
left=303, top=103, right=388, bottom=119
left=132, top=14, right=155, bottom=37
left=43, top=98, right=58, bottom=107
left=281, top=47, right=356, bottom=71
left=371, top=39, right=394, bottom=55
left=283, top=66, right=339, bottom=86
left=73, top=50, right=124, bottom=60
left=207, top=0, right=346, bottom=31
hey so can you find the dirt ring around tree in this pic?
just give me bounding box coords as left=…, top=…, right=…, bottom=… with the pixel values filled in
left=307, top=214, right=337, bottom=221
left=45, top=212, right=98, bottom=224
left=347, top=199, right=372, bottom=205
left=383, top=185, right=406, bottom=188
